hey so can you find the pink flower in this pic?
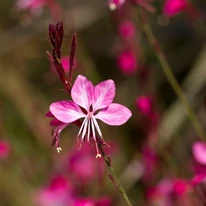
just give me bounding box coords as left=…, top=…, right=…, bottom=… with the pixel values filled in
left=68, top=144, right=105, bottom=183
left=193, top=141, right=206, bottom=165
left=0, top=140, right=10, bottom=159
left=16, top=0, right=46, bottom=10
left=136, top=96, right=153, bottom=117
left=48, top=75, right=132, bottom=157
left=108, top=0, right=125, bottom=10
left=119, top=20, right=136, bottom=39
left=163, top=0, right=187, bottom=17
left=142, top=146, right=158, bottom=180
left=75, top=197, right=111, bottom=206
left=117, top=50, right=137, bottom=74
left=34, top=175, right=74, bottom=206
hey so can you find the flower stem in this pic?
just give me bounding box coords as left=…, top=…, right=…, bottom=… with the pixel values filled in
left=98, top=144, right=133, bottom=206
left=137, top=8, right=206, bottom=141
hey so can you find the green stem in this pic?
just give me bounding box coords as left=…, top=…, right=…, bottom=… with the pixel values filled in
left=138, top=9, right=206, bottom=140
left=98, top=145, right=133, bottom=206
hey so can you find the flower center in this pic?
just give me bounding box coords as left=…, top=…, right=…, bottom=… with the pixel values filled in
left=87, top=112, right=93, bottom=118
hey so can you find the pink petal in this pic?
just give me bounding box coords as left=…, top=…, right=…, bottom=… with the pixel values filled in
left=193, top=141, right=206, bottom=165
left=50, top=119, right=63, bottom=126
left=71, top=75, right=94, bottom=111
left=50, top=100, right=85, bottom=123
left=95, top=103, right=132, bottom=126
left=93, top=79, right=116, bottom=111
left=45, top=111, right=54, bottom=117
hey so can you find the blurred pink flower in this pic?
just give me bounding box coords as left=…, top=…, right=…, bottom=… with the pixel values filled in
left=67, top=142, right=118, bottom=184
left=34, top=175, right=75, bottom=206
left=16, top=0, right=61, bottom=19
left=118, top=20, right=136, bottom=39
left=193, top=141, right=206, bottom=165
left=0, top=140, right=10, bottom=159
left=16, top=0, right=47, bottom=10
left=48, top=75, right=132, bottom=156
left=75, top=197, right=112, bottom=206
left=147, top=178, right=190, bottom=205
left=68, top=144, right=105, bottom=184
left=61, top=56, right=78, bottom=74
left=142, top=146, right=158, bottom=180
left=163, top=0, right=187, bottom=17
left=136, top=96, right=153, bottom=118
left=108, top=0, right=125, bottom=10
left=173, top=179, right=190, bottom=196
left=117, top=50, right=137, bottom=74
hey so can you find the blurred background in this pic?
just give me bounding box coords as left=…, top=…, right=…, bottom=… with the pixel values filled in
left=1, top=0, right=206, bottom=205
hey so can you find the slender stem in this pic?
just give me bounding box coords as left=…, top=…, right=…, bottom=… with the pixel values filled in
left=98, top=145, right=133, bottom=206
left=137, top=8, right=206, bottom=141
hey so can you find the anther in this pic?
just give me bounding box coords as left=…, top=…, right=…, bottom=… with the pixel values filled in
left=56, top=147, right=62, bottom=153
left=96, top=154, right=102, bottom=158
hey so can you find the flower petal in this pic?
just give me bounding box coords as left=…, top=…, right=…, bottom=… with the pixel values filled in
left=93, top=79, right=115, bottom=111
left=192, top=141, right=206, bottom=165
left=50, top=100, right=85, bottom=123
left=71, top=75, right=94, bottom=111
left=95, top=103, right=132, bottom=126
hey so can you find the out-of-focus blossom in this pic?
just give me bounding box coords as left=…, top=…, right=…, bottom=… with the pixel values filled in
left=163, top=0, right=187, bottom=17
left=108, top=0, right=125, bottom=11
left=34, top=175, right=75, bottom=206
left=141, top=146, right=158, bottom=181
left=68, top=144, right=105, bottom=184
left=75, top=197, right=112, bottom=206
left=118, top=20, right=136, bottom=39
left=147, top=178, right=190, bottom=205
left=67, top=141, right=119, bottom=184
left=117, top=50, right=137, bottom=74
left=0, top=140, right=10, bottom=159
left=16, top=0, right=47, bottom=15
left=191, top=141, right=206, bottom=188
left=48, top=75, right=132, bottom=156
left=193, top=141, right=206, bottom=165
left=136, top=96, right=153, bottom=118
left=16, top=0, right=61, bottom=19
left=61, top=56, right=78, bottom=74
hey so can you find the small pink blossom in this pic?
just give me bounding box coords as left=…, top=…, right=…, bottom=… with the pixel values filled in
left=68, top=144, right=105, bottom=184
left=108, top=0, right=125, bottom=11
left=34, top=175, right=74, bottom=206
left=136, top=96, right=153, bottom=117
left=118, top=20, right=136, bottom=39
left=192, top=141, right=206, bottom=165
left=75, top=197, right=112, bottom=206
left=48, top=75, right=132, bottom=157
left=163, top=0, right=187, bottom=17
left=117, top=50, right=137, bottom=74
left=0, top=140, right=10, bottom=159
left=142, top=146, right=158, bottom=181
left=67, top=142, right=118, bottom=184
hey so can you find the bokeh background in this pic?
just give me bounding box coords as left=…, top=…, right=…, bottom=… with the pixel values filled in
left=1, top=0, right=206, bottom=205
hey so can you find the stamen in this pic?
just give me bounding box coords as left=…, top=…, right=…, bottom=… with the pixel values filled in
left=56, top=147, right=62, bottom=153
left=96, top=154, right=101, bottom=158
left=93, top=117, right=103, bottom=138
left=77, top=117, right=87, bottom=137
left=91, top=118, right=96, bottom=141
left=87, top=118, right=91, bottom=142
left=95, top=141, right=101, bottom=158
left=82, top=118, right=88, bottom=140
